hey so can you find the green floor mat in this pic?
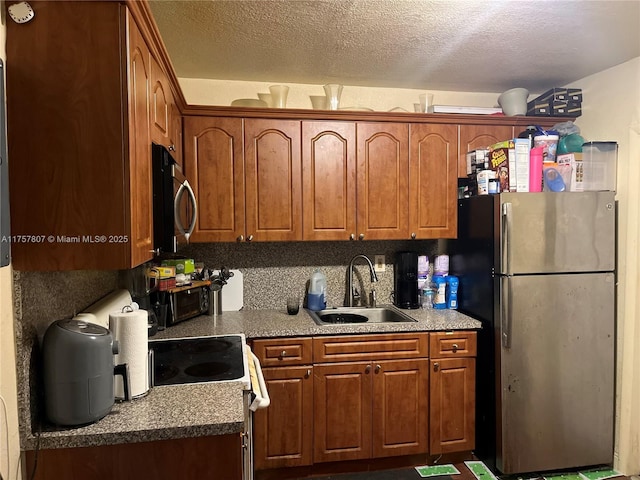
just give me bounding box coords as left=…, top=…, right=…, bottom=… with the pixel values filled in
left=464, top=461, right=499, bottom=480
left=579, top=469, right=622, bottom=480
left=544, top=474, right=583, bottom=480
left=415, top=464, right=461, bottom=478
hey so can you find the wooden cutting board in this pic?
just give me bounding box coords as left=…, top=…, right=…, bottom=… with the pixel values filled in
left=212, top=269, right=243, bottom=311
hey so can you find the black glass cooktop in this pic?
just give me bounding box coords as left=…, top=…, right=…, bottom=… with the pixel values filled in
left=149, top=335, right=246, bottom=386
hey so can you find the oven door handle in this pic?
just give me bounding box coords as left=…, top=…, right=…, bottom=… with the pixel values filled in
left=247, top=348, right=270, bottom=411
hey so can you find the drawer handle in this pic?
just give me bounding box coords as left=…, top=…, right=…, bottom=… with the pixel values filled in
left=280, top=350, right=287, bottom=358
left=433, top=362, right=439, bottom=372
left=452, top=344, right=459, bottom=353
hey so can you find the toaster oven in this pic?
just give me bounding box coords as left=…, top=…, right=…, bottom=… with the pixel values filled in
left=166, top=283, right=210, bottom=326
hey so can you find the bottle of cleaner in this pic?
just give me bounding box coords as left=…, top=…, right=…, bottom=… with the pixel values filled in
left=307, top=270, right=327, bottom=311
left=432, top=275, right=447, bottom=309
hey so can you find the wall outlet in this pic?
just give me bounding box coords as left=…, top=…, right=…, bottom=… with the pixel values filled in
left=374, top=255, right=385, bottom=272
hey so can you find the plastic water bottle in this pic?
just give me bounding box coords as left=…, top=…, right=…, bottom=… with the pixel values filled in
left=446, top=276, right=459, bottom=309
left=307, top=270, right=327, bottom=311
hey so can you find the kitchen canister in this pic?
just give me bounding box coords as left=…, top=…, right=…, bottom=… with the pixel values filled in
left=109, top=306, right=150, bottom=399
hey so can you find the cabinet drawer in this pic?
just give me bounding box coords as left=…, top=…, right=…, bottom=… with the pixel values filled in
left=430, top=331, right=477, bottom=358
left=252, top=337, right=313, bottom=366
left=313, top=333, right=429, bottom=363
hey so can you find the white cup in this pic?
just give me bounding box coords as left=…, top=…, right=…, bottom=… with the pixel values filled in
left=413, top=103, right=422, bottom=113
left=309, top=95, right=327, bottom=110
left=419, top=93, right=434, bottom=113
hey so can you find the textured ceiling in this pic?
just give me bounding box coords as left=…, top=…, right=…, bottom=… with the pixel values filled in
left=149, top=0, right=640, bottom=93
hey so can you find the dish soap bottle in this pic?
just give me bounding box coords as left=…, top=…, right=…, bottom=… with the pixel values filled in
left=307, top=270, right=327, bottom=311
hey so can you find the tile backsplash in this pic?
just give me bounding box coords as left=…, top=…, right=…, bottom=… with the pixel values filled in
left=13, top=239, right=441, bottom=445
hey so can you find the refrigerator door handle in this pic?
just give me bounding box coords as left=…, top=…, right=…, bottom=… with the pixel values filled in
left=501, top=202, right=512, bottom=276
left=501, top=276, right=512, bottom=349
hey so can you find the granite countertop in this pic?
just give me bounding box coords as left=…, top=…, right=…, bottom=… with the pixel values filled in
left=28, top=306, right=480, bottom=450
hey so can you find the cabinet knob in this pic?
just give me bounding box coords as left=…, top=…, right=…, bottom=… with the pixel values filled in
left=237, top=235, right=244, bottom=242
left=305, top=369, right=311, bottom=378
left=350, top=233, right=355, bottom=241
left=364, top=365, right=371, bottom=374
left=149, top=248, right=161, bottom=256
left=246, top=235, right=254, bottom=242
left=433, top=362, right=439, bottom=372
left=374, top=364, right=381, bottom=374
left=359, top=233, right=365, bottom=240
left=452, top=343, right=459, bottom=353
left=280, top=350, right=287, bottom=358
left=168, top=144, right=176, bottom=152
left=411, top=232, right=416, bottom=239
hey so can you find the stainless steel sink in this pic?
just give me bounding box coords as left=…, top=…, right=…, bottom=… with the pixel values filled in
left=307, top=306, right=417, bottom=326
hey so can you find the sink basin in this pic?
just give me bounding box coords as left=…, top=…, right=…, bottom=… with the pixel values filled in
left=307, top=306, right=417, bottom=326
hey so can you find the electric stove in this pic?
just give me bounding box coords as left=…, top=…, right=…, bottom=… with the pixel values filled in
left=149, top=334, right=249, bottom=387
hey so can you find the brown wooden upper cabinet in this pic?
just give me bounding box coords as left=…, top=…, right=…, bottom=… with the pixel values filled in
left=410, top=124, right=458, bottom=239
left=183, top=117, right=245, bottom=242
left=245, top=119, right=303, bottom=241
left=151, top=56, right=183, bottom=170
left=6, top=3, right=156, bottom=270
left=356, top=123, right=410, bottom=240
left=302, top=121, right=357, bottom=240
left=458, top=125, right=515, bottom=178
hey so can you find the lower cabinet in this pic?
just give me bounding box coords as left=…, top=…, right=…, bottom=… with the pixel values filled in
left=23, top=434, right=242, bottom=480
left=252, top=331, right=476, bottom=475
left=314, top=358, right=429, bottom=462
left=429, top=331, right=477, bottom=454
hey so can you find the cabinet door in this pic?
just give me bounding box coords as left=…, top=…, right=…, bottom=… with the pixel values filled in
left=356, top=123, right=409, bottom=240
left=150, top=56, right=170, bottom=147
left=245, top=119, right=302, bottom=241
left=314, top=362, right=372, bottom=463
left=429, top=357, right=476, bottom=454
left=169, top=102, right=183, bottom=171
left=372, top=359, right=429, bottom=458
left=127, top=11, right=154, bottom=267
left=458, top=125, right=514, bottom=178
left=183, top=116, right=244, bottom=242
left=302, top=121, right=357, bottom=240
left=409, top=124, right=458, bottom=239
left=254, top=366, right=314, bottom=470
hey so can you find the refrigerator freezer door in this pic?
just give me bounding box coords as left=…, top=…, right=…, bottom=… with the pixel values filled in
left=499, top=192, right=615, bottom=275
left=497, top=272, right=615, bottom=474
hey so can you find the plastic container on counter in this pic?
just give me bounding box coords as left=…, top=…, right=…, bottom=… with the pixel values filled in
left=432, top=275, right=447, bottom=309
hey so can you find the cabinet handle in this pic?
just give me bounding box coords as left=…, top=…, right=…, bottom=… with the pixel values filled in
left=365, top=365, right=371, bottom=374
left=280, top=350, right=287, bottom=358
left=237, top=235, right=244, bottom=242
left=168, top=144, right=176, bottom=152
left=350, top=233, right=355, bottom=241
left=433, top=362, right=439, bottom=372
left=246, top=235, right=254, bottom=242
left=305, top=369, right=311, bottom=378
left=374, top=364, right=381, bottom=374
left=411, top=232, right=416, bottom=239
left=359, top=233, right=365, bottom=240
left=149, top=248, right=161, bottom=256
left=452, top=343, right=459, bottom=353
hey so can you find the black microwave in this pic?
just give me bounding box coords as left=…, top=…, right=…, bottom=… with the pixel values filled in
left=152, top=144, right=197, bottom=254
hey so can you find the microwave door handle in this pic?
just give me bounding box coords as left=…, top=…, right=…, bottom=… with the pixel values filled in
left=173, top=180, right=198, bottom=243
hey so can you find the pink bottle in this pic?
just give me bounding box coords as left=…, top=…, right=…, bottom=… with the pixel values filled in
left=529, top=147, right=544, bottom=192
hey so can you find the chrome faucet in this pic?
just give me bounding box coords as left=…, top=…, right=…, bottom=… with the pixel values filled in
left=347, top=254, right=379, bottom=307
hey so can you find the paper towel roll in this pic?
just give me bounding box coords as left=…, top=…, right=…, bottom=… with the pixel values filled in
left=109, top=309, right=149, bottom=399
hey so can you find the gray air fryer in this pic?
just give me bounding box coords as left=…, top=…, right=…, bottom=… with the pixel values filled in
left=43, top=319, right=130, bottom=426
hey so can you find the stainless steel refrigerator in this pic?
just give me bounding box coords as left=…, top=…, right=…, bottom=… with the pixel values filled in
left=450, top=192, right=616, bottom=475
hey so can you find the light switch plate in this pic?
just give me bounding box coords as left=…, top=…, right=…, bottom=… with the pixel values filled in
left=374, top=255, right=385, bottom=272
